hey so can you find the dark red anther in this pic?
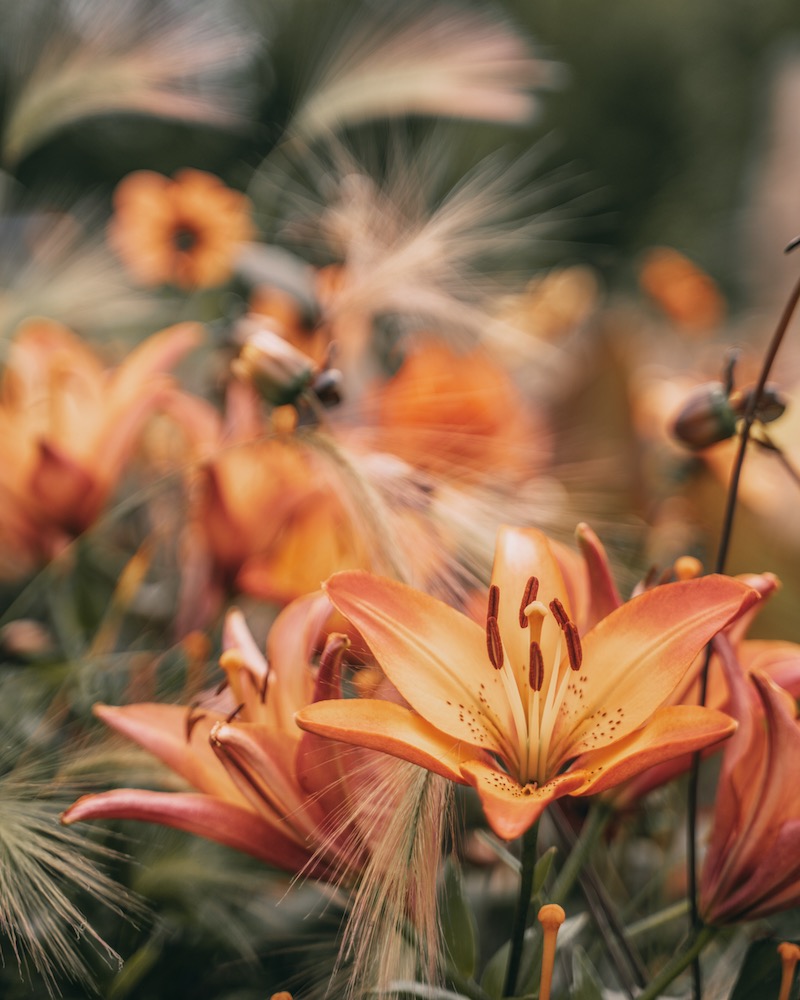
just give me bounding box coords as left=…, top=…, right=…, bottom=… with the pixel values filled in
left=185, top=704, right=206, bottom=742
left=225, top=703, right=246, bottom=724
left=518, top=576, right=540, bottom=627
left=564, top=622, right=583, bottom=671
left=486, top=615, right=504, bottom=670
left=260, top=669, right=269, bottom=703
left=549, top=598, right=569, bottom=628
left=214, top=677, right=229, bottom=695
left=529, top=641, right=544, bottom=691
left=487, top=584, right=500, bottom=622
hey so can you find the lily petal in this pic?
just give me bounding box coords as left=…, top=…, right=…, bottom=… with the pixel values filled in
left=295, top=698, right=474, bottom=783
left=61, top=789, right=317, bottom=873
left=459, top=759, right=586, bottom=840
left=568, top=705, right=736, bottom=795
left=93, top=703, right=247, bottom=806
left=324, top=571, right=514, bottom=758
left=549, top=575, right=757, bottom=766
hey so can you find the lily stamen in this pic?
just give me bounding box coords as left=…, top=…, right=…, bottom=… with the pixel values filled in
left=185, top=703, right=206, bottom=742
left=564, top=622, right=583, bottom=671
left=778, top=942, right=800, bottom=1000
left=487, top=583, right=500, bottom=622
left=549, top=598, right=568, bottom=628
left=486, top=616, right=504, bottom=670
left=529, top=641, right=545, bottom=692
left=538, top=903, right=566, bottom=1000
left=519, top=576, right=539, bottom=627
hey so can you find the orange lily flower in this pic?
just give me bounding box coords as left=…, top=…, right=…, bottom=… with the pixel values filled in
left=700, top=634, right=800, bottom=924
left=109, top=169, right=254, bottom=289
left=0, top=317, right=201, bottom=576
left=62, top=595, right=368, bottom=881
left=296, top=525, right=757, bottom=840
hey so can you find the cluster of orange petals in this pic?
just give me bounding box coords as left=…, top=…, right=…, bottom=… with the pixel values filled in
left=109, top=169, right=254, bottom=289
left=360, top=338, right=548, bottom=483
left=700, top=631, right=800, bottom=923
left=0, top=318, right=201, bottom=577
left=161, top=382, right=372, bottom=626
left=639, top=246, right=725, bottom=332
left=63, top=596, right=371, bottom=881
left=297, top=524, right=757, bottom=840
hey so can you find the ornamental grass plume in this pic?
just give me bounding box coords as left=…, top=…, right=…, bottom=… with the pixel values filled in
left=2, top=0, right=256, bottom=166
left=296, top=523, right=757, bottom=840
left=0, top=318, right=202, bottom=578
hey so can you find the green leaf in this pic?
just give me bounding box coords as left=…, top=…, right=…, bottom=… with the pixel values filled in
left=481, top=940, right=510, bottom=1000
left=731, top=939, right=800, bottom=1000
left=571, top=946, right=604, bottom=1000
left=441, top=858, right=479, bottom=979
left=532, top=847, right=558, bottom=898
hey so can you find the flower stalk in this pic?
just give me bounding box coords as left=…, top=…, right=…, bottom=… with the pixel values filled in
left=504, top=821, right=540, bottom=998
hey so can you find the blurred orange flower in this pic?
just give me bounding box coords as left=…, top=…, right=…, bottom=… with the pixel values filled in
left=639, top=246, right=725, bottom=333
left=109, top=169, right=254, bottom=289
left=360, top=338, right=548, bottom=483
left=0, top=318, right=201, bottom=577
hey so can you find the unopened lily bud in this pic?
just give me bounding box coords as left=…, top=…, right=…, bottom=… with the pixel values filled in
left=233, top=326, right=316, bottom=406
left=730, top=383, right=787, bottom=425
left=672, top=382, right=738, bottom=449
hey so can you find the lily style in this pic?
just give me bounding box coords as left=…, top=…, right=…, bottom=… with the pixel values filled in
left=296, top=525, right=758, bottom=840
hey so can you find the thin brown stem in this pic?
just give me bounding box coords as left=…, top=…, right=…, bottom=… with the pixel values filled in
left=686, top=258, right=800, bottom=1000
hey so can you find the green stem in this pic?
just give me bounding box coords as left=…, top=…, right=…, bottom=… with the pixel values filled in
left=503, top=822, right=539, bottom=998
left=447, top=970, right=493, bottom=1000
left=627, top=900, right=690, bottom=940
left=636, top=926, right=717, bottom=1000
left=549, top=803, right=611, bottom=906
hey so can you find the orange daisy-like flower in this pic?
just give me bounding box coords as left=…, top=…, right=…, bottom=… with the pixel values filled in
left=109, top=169, right=254, bottom=289
left=296, top=524, right=757, bottom=840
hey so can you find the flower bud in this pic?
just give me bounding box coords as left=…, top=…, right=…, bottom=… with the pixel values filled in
left=672, top=382, right=738, bottom=449
left=232, top=325, right=315, bottom=406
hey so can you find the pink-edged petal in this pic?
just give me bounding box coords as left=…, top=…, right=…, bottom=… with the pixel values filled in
left=109, top=322, right=203, bottom=406
left=704, top=672, right=800, bottom=919
left=31, top=441, right=97, bottom=532
left=568, top=705, right=736, bottom=796
left=460, top=759, right=587, bottom=840
left=548, top=575, right=758, bottom=765
left=93, top=703, right=247, bottom=806
left=574, top=522, right=622, bottom=629
left=209, top=721, right=323, bottom=840
left=295, top=698, right=475, bottom=783
left=492, top=525, right=572, bottom=701
left=61, top=789, right=316, bottom=874
left=740, top=639, right=800, bottom=698
left=265, top=591, right=332, bottom=727
left=324, top=571, right=513, bottom=757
